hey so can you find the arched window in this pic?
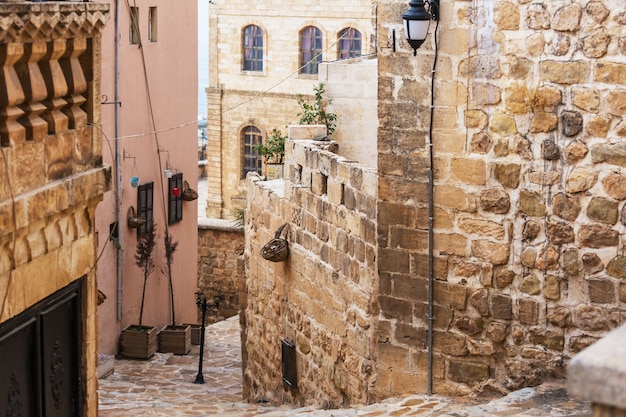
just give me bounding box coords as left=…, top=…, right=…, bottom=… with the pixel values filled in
left=243, top=25, right=263, bottom=71
left=338, top=28, right=362, bottom=60
left=300, top=26, right=322, bottom=74
left=242, top=126, right=263, bottom=178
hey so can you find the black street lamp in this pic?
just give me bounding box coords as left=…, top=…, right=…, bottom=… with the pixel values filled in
left=193, top=291, right=222, bottom=384
left=402, top=0, right=440, bottom=55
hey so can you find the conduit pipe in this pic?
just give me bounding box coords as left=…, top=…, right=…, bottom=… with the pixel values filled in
left=115, top=0, right=122, bottom=321
left=426, top=19, right=440, bottom=397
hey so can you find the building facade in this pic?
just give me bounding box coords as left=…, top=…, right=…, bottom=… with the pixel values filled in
left=243, top=0, right=626, bottom=408
left=0, top=3, right=109, bottom=415
left=95, top=0, right=199, bottom=355
left=206, top=0, right=376, bottom=219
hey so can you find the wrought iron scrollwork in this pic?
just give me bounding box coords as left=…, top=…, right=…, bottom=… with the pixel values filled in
left=49, top=340, right=64, bottom=410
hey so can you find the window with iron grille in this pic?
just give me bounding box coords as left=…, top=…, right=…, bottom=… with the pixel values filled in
left=242, top=25, right=263, bottom=71
left=242, top=126, right=262, bottom=178
left=137, top=182, right=153, bottom=237
left=168, top=173, right=183, bottom=225
left=338, top=28, right=362, bottom=60
left=300, top=26, right=322, bottom=75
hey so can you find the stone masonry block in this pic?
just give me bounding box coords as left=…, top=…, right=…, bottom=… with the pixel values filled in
left=434, top=281, right=468, bottom=310
left=449, top=360, right=490, bottom=384
left=288, top=124, right=327, bottom=140
left=311, top=172, right=327, bottom=195
left=327, top=179, right=343, bottom=205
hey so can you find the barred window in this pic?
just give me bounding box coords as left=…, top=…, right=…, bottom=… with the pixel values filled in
left=242, top=126, right=262, bottom=178
left=243, top=25, right=263, bottom=71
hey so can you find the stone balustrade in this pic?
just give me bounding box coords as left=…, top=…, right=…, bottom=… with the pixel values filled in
left=0, top=3, right=107, bottom=147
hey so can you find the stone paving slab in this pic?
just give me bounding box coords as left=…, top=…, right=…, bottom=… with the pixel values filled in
left=98, top=316, right=592, bottom=417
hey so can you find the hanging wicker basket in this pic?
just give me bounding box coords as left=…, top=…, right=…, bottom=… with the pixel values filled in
left=182, top=180, right=198, bottom=201
left=261, top=223, right=290, bottom=262
left=127, top=205, right=146, bottom=228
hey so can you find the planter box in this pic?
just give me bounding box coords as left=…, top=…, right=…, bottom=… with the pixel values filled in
left=119, top=325, right=158, bottom=359
left=183, top=323, right=202, bottom=345
left=158, top=324, right=191, bottom=355
left=266, top=163, right=284, bottom=180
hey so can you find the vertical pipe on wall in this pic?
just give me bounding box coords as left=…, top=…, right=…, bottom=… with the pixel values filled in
left=115, top=0, right=122, bottom=321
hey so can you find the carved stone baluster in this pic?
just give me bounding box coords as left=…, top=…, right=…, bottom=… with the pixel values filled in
left=60, top=38, right=88, bottom=129
left=0, top=43, right=26, bottom=147
left=39, top=39, right=69, bottom=134
left=16, top=42, right=48, bottom=142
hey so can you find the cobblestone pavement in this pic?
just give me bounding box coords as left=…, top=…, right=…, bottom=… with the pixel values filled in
left=98, top=316, right=592, bottom=417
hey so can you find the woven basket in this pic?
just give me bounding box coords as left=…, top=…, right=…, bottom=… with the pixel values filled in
left=127, top=205, right=146, bottom=228
left=261, top=223, right=290, bottom=262
left=183, top=180, right=198, bottom=201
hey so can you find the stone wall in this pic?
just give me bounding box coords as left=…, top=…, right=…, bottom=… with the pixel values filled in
left=244, top=125, right=378, bottom=407
left=197, top=220, right=245, bottom=323
left=376, top=0, right=626, bottom=398
left=0, top=3, right=109, bottom=416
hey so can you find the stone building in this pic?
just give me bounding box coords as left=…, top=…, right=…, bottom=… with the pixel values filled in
left=206, top=0, right=376, bottom=220
left=0, top=3, right=109, bottom=415
left=243, top=0, right=626, bottom=408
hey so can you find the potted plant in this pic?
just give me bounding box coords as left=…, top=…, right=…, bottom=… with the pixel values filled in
left=254, top=128, right=287, bottom=180
left=296, top=82, right=337, bottom=135
left=120, top=222, right=158, bottom=359
left=158, top=232, right=191, bottom=355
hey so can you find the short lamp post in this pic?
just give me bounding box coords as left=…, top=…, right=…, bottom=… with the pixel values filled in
left=402, top=0, right=440, bottom=55
left=193, top=290, right=222, bottom=384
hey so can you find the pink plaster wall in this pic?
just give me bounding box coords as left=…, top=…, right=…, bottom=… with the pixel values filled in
left=96, top=0, right=199, bottom=355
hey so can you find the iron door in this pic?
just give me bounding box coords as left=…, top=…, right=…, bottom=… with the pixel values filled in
left=41, top=292, right=80, bottom=417
left=0, top=318, right=38, bottom=417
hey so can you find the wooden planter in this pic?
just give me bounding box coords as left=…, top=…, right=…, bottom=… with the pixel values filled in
left=183, top=323, right=202, bottom=345
left=119, top=325, right=158, bottom=360
left=158, top=325, right=191, bottom=355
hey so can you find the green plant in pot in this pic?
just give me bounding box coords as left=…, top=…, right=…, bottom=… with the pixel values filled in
left=296, top=82, right=337, bottom=135
left=120, top=221, right=158, bottom=359
left=254, top=128, right=287, bottom=179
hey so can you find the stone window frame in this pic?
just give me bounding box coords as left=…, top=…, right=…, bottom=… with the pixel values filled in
left=337, top=27, right=362, bottom=60
left=241, top=125, right=263, bottom=179
left=299, top=25, right=323, bottom=75
left=242, top=24, right=264, bottom=72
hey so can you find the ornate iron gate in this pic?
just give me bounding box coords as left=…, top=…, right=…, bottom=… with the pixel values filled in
left=0, top=278, right=84, bottom=416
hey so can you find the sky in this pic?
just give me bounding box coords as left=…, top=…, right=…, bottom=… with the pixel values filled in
left=198, top=0, right=209, bottom=119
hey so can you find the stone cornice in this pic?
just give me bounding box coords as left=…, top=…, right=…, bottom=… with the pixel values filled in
left=0, top=3, right=110, bottom=43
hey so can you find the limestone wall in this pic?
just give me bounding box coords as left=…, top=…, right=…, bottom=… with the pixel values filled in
left=244, top=125, right=378, bottom=407
left=376, top=0, right=626, bottom=397
left=197, top=220, right=245, bottom=323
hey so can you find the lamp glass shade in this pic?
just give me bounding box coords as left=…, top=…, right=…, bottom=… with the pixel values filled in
left=403, top=18, right=430, bottom=43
